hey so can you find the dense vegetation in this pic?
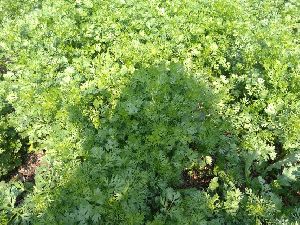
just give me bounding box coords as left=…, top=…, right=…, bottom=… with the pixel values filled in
left=0, top=0, right=299, bottom=224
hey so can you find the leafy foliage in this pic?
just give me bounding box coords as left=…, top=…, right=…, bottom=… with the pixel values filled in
left=0, top=67, right=25, bottom=178
left=0, top=0, right=299, bottom=224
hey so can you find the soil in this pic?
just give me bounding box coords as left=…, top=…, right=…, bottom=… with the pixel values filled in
left=14, top=151, right=45, bottom=183
left=1, top=151, right=45, bottom=207
left=180, top=162, right=214, bottom=190
left=2, top=151, right=45, bottom=183
left=0, top=57, right=10, bottom=75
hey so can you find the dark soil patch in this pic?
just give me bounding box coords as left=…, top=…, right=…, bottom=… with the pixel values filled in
left=11, top=151, right=45, bottom=206
left=1, top=150, right=45, bottom=206
left=0, top=57, right=10, bottom=76
left=13, top=151, right=45, bottom=183
left=180, top=162, right=214, bottom=190
left=267, top=138, right=284, bottom=165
